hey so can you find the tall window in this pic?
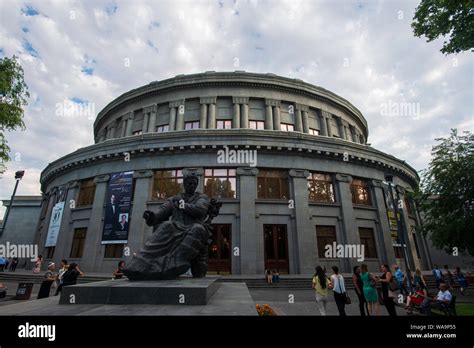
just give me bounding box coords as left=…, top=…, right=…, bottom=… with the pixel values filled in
left=104, top=244, right=124, bottom=258
left=280, top=123, right=294, bottom=131
left=249, top=120, right=264, bottom=130
left=257, top=169, right=289, bottom=200
left=184, top=121, right=200, bottom=129
left=404, top=196, right=414, bottom=215
left=70, top=228, right=87, bottom=258
left=46, top=246, right=55, bottom=259
left=351, top=178, right=372, bottom=206
left=204, top=169, right=236, bottom=199
left=308, top=173, right=335, bottom=203
left=316, top=226, right=337, bottom=258
left=309, top=128, right=320, bottom=135
left=156, top=124, right=169, bottom=133
left=359, top=227, right=377, bottom=258
left=152, top=170, right=183, bottom=200
left=77, top=178, right=96, bottom=207
left=216, top=120, right=232, bottom=129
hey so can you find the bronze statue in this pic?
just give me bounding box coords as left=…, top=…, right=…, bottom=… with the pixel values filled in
left=123, top=172, right=221, bottom=280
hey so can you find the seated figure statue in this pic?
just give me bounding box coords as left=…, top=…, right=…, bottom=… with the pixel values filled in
left=123, top=172, right=221, bottom=280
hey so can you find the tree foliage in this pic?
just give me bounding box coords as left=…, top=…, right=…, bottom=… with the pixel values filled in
left=412, top=0, right=474, bottom=54
left=415, top=129, right=474, bottom=255
left=0, top=55, right=29, bottom=173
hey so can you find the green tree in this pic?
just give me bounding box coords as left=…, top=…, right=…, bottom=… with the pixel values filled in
left=0, top=55, right=29, bottom=173
left=415, top=129, right=474, bottom=255
left=412, top=0, right=474, bottom=54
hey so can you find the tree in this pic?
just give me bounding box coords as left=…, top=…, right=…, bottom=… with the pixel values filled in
left=412, top=0, right=474, bottom=54
left=415, top=129, right=474, bottom=255
left=0, top=55, right=29, bottom=174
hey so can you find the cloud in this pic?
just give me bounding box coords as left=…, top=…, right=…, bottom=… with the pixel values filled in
left=0, top=0, right=472, bottom=219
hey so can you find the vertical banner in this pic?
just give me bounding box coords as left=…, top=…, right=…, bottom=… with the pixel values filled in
left=383, top=186, right=400, bottom=242
left=45, top=185, right=68, bottom=247
left=102, top=171, right=134, bottom=244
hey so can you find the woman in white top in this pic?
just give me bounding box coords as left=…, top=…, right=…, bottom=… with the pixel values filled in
left=330, top=265, right=347, bottom=316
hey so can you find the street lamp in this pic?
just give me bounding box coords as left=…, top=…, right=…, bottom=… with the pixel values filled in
left=0, top=170, right=25, bottom=237
left=384, top=173, right=413, bottom=294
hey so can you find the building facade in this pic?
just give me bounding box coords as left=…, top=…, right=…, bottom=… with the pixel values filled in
left=36, top=71, right=430, bottom=275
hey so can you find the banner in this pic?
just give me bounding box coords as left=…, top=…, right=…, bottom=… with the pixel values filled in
left=45, top=186, right=68, bottom=247
left=382, top=185, right=400, bottom=242
left=101, top=171, right=134, bottom=244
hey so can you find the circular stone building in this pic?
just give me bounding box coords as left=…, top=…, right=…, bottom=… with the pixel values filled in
left=36, top=71, right=430, bottom=275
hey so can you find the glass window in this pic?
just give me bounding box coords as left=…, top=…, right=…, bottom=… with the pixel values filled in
left=359, top=227, right=377, bottom=258
left=70, top=228, right=87, bottom=258
left=257, top=169, right=289, bottom=200
left=152, top=170, right=183, bottom=200
left=308, top=173, right=335, bottom=203
left=156, top=124, right=169, bottom=133
left=104, top=244, right=124, bottom=258
left=351, top=178, right=372, bottom=206
left=280, top=123, right=294, bottom=131
left=184, top=121, right=200, bottom=130
left=249, top=120, right=264, bottom=130
left=204, top=168, right=236, bottom=199
left=309, top=128, right=320, bottom=135
left=77, top=178, right=96, bottom=207
left=216, top=120, right=232, bottom=129
left=46, top=246, right=55, bottom=259
left=316, top=226, right=337, bottom=258
left=404, top=196, right=414, bottom=215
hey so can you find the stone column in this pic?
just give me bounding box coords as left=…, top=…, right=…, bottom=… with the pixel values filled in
left=199, top=102, right=208, bottom=130
left=302, top=113, right=310, bottom=134
left=240, top=99, right=249, bottom=129
left=126, top=170, right=153, bottom=263
left=146, top=104, right=157, bottom=133
left=322, top=111, right=333, bottom=137
left=170, top=100, right=184, bottom=131
left=371, top=180, right=397, bottom=265
left=264, top=100, right=274, bottom=130
left=98, top=129, right=106, bottom=142
left=80, top=174, right=109, bottom=271
left=107, top=121, right=116, bottom=139
left=125, top=112, right=134, bottom=136
left=142, top=112, right=149, bottom=133
left=272, top=102, right=281, bottom=131
left=208, top=103, right=216, bottom=129
left=232, top=101, right=240, bottom=128
left=295, top=104, right=309, bottom=133
left=289, top=169, right=315, bottom=274
left=336, top=117, right=345, bottom=139
left=318, top=110, right=328, bottom=136
left=34, top=188, right=57, bottom=253
left=238, top=167, right=258, bottom=274
left=169, top=106, right=177, bottom=131
left=397, top=186, right=417, bottom=270
left=54, top=181, right=80, bottom=265
left=121, top=118, right=127, bottom=137
left=335, top=174, right=359, bottom=272
left=349, top=125, right=357, bottom=142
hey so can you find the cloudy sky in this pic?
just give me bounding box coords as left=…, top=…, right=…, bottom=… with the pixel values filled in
left=0, top=0, right=472, bottom=218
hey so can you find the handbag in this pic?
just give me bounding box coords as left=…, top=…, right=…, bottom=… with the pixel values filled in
left=345, top=294, right=351, bottom=304
left=337, top=275, right=351, bottom=304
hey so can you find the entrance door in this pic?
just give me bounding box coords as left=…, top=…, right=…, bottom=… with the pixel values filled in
left=208, top=224, right=231, bottom=274
left=263, top=224, right=289, bottom=273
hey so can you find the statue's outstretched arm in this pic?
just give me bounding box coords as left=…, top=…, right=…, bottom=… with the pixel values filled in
left=143, top=199, right=173, bottom=226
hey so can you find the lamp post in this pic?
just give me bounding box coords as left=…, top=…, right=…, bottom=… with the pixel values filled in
left=384, top=174, right=413, bottom=294
left=0, top=170, right=25, bottom=237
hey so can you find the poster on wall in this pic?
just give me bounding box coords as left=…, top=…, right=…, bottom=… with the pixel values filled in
left=45, top=185, right=68, bottom=247
left=382, top=185, right=400, bottom=241
left=101, top=171, right=134, bottom=244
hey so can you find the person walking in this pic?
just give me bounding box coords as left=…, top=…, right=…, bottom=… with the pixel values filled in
left=393, top=264, right=407, bottom=295
left=376, top=264, right=397, bottom=316
left=352, top=265, right=369, bottom=316
left=312, top=266, right=331, bottom=316
left=432, top=265, right=443, bottom=289
left=360, top=263, right=379, bottom=316
left=37, top=262, right=57, bottom=299
left=455, top=267, right=469, bottom=295
left=330, top=266, right=347, bottom=316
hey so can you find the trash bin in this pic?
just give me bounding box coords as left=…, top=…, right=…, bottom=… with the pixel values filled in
left=15, top=282, right=34, bottom=300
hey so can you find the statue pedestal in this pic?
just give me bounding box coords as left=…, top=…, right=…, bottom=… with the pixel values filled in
left=59, top=277, right=220, bottom=305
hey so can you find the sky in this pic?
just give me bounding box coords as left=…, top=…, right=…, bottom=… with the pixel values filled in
left=0, top=0, right=473, bottom=218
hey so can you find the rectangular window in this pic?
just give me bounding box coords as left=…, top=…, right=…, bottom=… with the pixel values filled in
left=359, top=227, right=377, bottom=258
left=46, top=246, right=55, bottom=259
left=280, top=123, right=294, bottom=131
left=308, top=173, right=335, bottom=203
left=257, top=169, right=289, bottom=200
left=204, top=169, right=237, bottom=199
left=316, top=226, right=337, bottom=258
left=77, top=178, right=96, bottom=207
left=152, top=170, right=183, bottom=200
left=132, top=130, right=142, bottom=135
left=216, top=120, right=232, bottom=129
left=404, top=196, right=414, bottom=215
left=249, top=120, right=264, bottom=130
left=394, top=245, right=404, bottom=258
left=309, top=128, right=320, bottom=135
left=184, top=121, right=200, bottom=130
left=70, top=228, right=87, bottom=258
left=156, top=124, right=169, bottom=133
left=351, top=178, right=372, bottom=206
left=104, top=244, right=124, bottom=258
